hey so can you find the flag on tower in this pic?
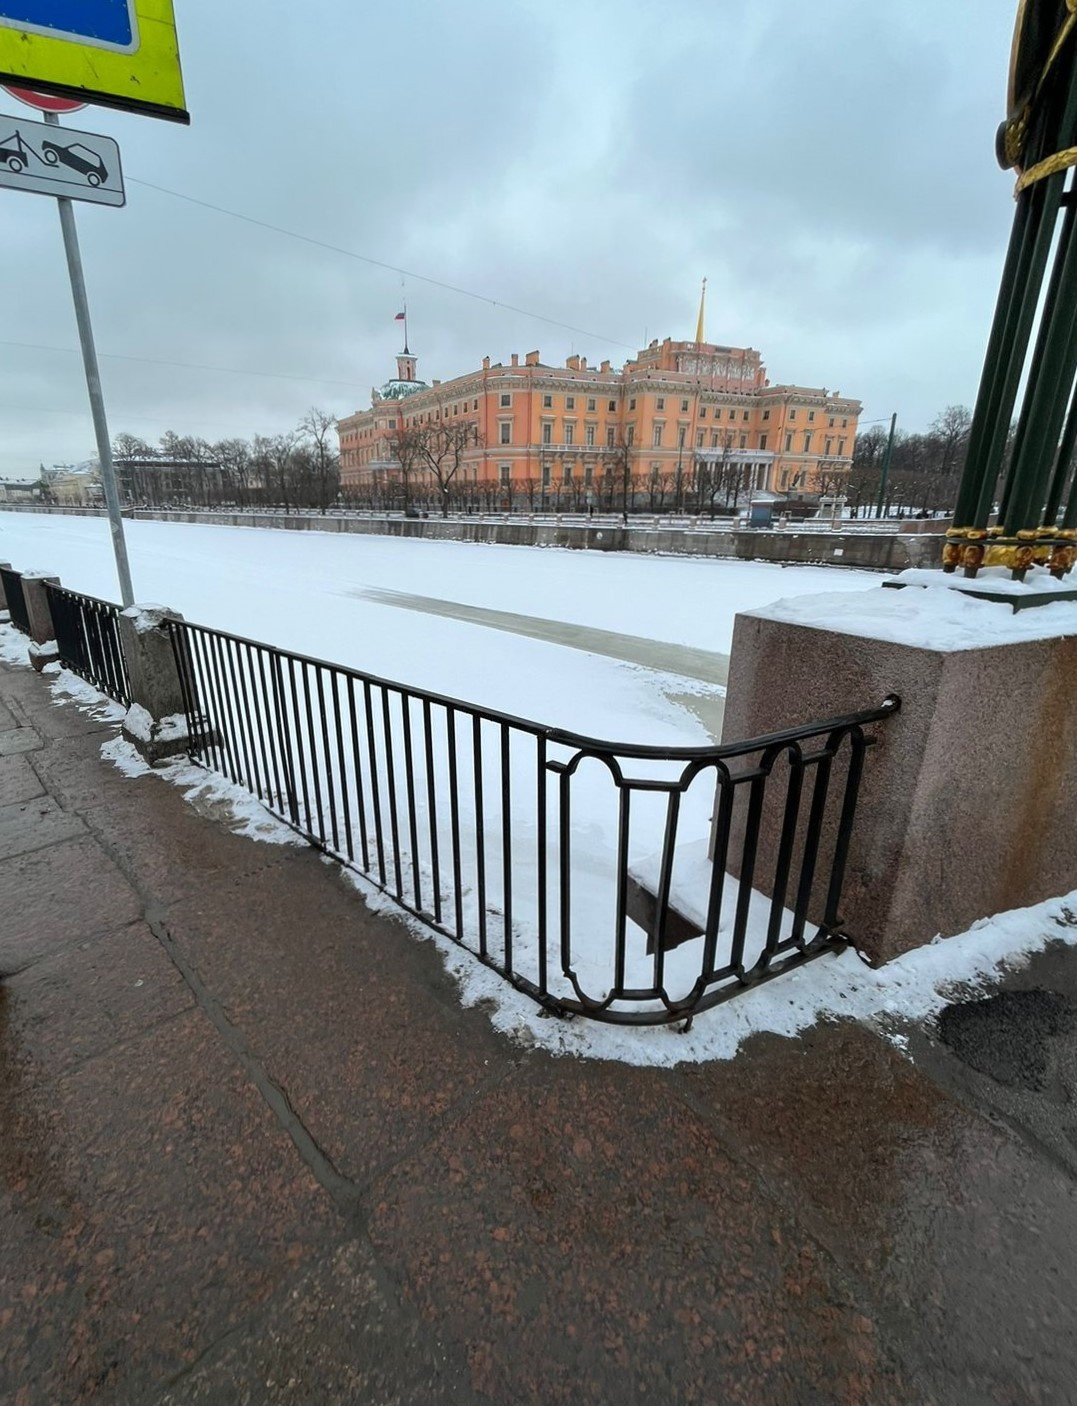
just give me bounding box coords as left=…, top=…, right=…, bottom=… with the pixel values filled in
left=394, top=311, right=406, bottom=321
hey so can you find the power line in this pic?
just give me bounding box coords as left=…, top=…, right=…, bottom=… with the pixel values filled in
left=0, top=337, right=361, bottom=390
left=0, top=399, right=253, bottom=433
left=128, top=176, right=640, bottom=353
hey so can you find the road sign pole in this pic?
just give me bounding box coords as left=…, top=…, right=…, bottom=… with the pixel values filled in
left=44, top=111, right=134, bottom=606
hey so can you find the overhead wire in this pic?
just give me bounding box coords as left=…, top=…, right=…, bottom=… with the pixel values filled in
left=128, top=177, right=640, bottom=352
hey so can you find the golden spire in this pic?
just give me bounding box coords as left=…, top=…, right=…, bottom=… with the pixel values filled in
left=694, top=276, right=707, bottom=344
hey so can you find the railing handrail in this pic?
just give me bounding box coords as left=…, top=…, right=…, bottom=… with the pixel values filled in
left=44, top=580, right=124, bottom=615
left=171, top=615, right=899, bottom=762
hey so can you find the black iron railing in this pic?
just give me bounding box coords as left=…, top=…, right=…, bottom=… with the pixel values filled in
left=44, top=583, right=130, bottom=706
left=0, top=567, right=30, bottom=636
left=168, top=616, right=897, bottom=1026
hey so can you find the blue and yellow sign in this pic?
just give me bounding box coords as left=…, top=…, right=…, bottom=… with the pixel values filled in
left=0, top=0, right=187, bottom=123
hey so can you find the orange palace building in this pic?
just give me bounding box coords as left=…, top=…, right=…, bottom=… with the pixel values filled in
left=338, top=307, right=860, bottom=506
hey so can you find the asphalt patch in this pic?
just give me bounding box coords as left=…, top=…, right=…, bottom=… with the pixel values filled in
left=937, top=988, right=1076, bottom=1092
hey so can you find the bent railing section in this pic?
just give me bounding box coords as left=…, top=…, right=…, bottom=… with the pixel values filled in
left=167, top=616, right=897, bottom=1026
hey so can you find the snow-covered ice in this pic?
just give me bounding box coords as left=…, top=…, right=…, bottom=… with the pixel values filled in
left=0, top=511, right=876, bottom=742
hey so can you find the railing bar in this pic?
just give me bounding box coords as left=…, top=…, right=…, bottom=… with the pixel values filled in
left=822, top=731, right=868, bottom=931
left=90, top=606, right=109, bottom=695
left=473, top=713, right=488, bottom=959
left=269, top=651, right=301, bottom=825
left=651, top=789, right=682, bottom=994
left=423, top=698, right=442, bottom=925
left=78, top=597, right=97, bottom=686
left=207, top=629, right=242, bottom=785
left=790, top=750, right=835, bottom=946
left=107, top=609, right=125, bottom=701
left=226, top=633, right=260, bottom=798
left=253, top=645, right=284, bottom=814
left=533, top=735, right=547, bottom=982
left=347, top=675, right=370, bottom=871
left=286, top=654, right=314, bottom=835
left=196, top=627, right=225, bottom=774
left=401, top=693, right=422, bottom=911
left=558, top=766, right=572, bottom=986
left=730, top=774, right=767, bottom=973
left=381, top=687, right=403, bottom=898
left=702, top=776, right=734, bottom=974
left=363, top=679, right=387, bottom=885
left=301, top=662, right=327, bottom=846
left=613, top=788, right=631, bottom=994
left=316, top=665, right=340, bottom=852
left=216, top=628, right=249, bottom=787
left=331, top=669, right=354, bottom=864
left=92, top=605, right=112, bottom=697
left=500, top=724, right=514, bottom=983
left=446, top=705, right=464, bottom=941
left=187, top=628, right=218, bottom=770
left=763, top=753, right=805, bottom=961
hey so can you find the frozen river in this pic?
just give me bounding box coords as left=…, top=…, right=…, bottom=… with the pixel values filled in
left=0, top=511, right=876, bottom=745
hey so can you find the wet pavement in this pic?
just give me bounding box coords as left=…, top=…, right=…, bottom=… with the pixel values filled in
left=2, top=657, right=1077, bottom=1404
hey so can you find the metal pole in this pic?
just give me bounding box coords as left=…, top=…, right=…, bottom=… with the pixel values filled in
left=875, top=412, right=897, bottom=519
left=45, top=112, right=134, bottom=607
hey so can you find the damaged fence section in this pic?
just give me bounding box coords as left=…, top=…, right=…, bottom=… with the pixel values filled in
left=166, top=616, right=897, bottom=1026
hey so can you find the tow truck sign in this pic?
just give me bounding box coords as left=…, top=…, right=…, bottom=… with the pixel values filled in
left=0, top=110, right=123, bottom=206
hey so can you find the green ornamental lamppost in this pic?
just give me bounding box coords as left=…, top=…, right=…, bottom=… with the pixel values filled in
left=947, top=0, right=1077, bottom=580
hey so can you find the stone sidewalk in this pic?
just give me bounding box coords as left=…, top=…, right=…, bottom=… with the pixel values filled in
left=3, top=656, right=1077, bottom=1405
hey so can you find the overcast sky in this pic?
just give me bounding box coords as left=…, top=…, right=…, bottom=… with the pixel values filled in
left=0, top=0, right=1016, bottom=480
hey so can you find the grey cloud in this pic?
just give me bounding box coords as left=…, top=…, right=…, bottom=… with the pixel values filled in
left=0, top=0, right=1027, bottom=477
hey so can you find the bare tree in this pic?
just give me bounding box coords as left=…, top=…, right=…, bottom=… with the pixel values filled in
left=929, top=405, right=972, bottom=479
left=300, top=407, right=340, bottom=511
left=213, top=438, right=255, bottom=506
left=386, top=422, right=427, bottom=513
left=602, top=438, right=634, bottom=523
left=415, top=418, right=483, bottom=517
